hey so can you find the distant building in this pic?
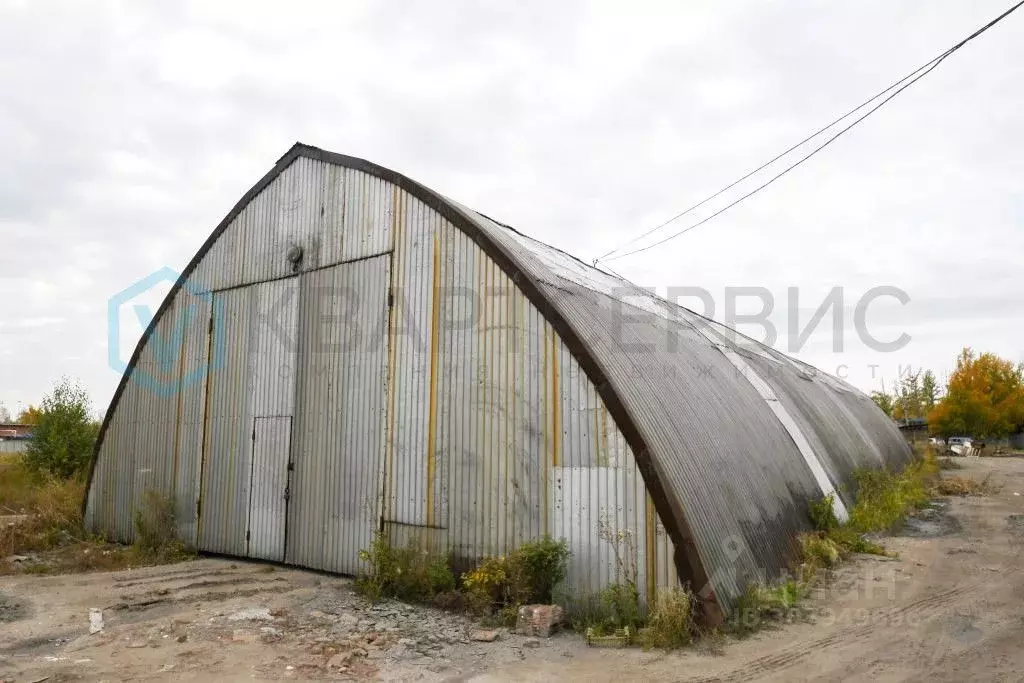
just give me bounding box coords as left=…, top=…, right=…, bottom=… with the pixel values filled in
left=895, top=417, right=929, bottom=442
left=0, top=423, right=34, bottom=440
left=0, top=423, right=33, bottom=454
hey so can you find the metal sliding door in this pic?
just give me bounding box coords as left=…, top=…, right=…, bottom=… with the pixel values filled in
left=198, top=277, right=299, bottom=561
left=288, top=254, right=391, bottom=573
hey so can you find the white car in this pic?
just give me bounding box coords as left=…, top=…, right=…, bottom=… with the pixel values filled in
left=948, top=436, right=973, bottom=455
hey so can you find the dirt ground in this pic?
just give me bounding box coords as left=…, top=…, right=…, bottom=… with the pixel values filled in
left=2, top=456, right=1023, bottom=682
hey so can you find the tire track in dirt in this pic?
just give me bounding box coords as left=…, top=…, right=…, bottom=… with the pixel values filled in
left=113, top=566, right=286, bottom=589
left=695, top=581, right=985, bottom=682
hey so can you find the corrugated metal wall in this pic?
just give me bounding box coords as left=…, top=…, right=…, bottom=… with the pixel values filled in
left=377, top=191, right=680, bottom=603
left=437, top=220, right=661, bottom=600
left=467, top=211, right=912, bottom=608
left=87, top=156, right=679, bottom=605
left=86, top=290, right=211, bottom=545
left=287, top=254, right=391, bottom=575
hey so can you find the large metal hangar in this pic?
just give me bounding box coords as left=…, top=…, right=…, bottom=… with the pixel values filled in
left=84, top=143, right=911, bottom=620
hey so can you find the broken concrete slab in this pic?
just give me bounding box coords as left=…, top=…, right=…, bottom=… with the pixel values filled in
left=515, top=604, right=564, bottom=637
left=471, top=629, right=501, bottom=643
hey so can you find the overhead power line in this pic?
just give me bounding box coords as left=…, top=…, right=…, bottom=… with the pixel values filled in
left=596, top=0, right=1024, bottom=264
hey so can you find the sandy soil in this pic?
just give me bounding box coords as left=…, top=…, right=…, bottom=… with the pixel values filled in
left=2, top=456, right=1022, bottom=682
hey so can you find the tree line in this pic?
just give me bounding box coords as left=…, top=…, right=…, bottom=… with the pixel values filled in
left=871, top=347, right=1024, bottom=439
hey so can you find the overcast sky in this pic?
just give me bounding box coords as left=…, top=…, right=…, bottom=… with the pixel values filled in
left=1, top=0, right=1022, bottom=417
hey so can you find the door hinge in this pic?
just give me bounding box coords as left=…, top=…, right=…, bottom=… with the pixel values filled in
left=387, top=290, right=394, bottom=308
left=287, top=462, right=295, bottom=471
left=246, top=530, right=251, bottom=542
left=284, top=487, right=291, bottom=501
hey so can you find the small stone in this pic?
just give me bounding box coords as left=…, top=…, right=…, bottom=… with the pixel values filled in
left=471, top=629, right=500, bottom=643
left=232, top=630, right=259, bottom=643
left=126, top=640, right=149, bottom=649
left=260, top=627, right=283, bottom=642
left=228, top=607, right=273, bottom=622
left=176, top=635, right=187, bottom=643
left=89, top=608, right=104, bottom=635
left=336, top=614, right=359, bottom=628
left=398, top=638, right=417, bottom=647
left=326, top=652, right=351, bottom=668
left=522, top=638, right=540, bottom=649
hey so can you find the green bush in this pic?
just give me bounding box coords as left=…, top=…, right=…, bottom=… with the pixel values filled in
left=356, top=533, right=454, bottom=603
left=461, top=536, right=570, bottom=618
left=507, top=535, right=571, bottom=604
left=799, top=533, right=841, bottom=568
left=23, top=378, right=99, bottom=480
left=600, top=582, right=644, bottom=631
left=808, top=493, right=839, bottom=532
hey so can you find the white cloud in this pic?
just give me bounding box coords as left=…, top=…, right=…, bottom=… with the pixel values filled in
left=0, top=0, right=1021, bottom=410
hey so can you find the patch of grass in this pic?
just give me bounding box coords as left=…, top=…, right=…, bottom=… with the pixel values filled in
left=846, top=445, right=938, bottom=533
left=727, top=579, right=806, bottom=637
left=808, top=493, right=839, bottom=532
left=799, top=532, right=841, bottom=569
left=825, top=526, right=888, bottom=556
left=356, top=534, right=570, bottom=624
left=938, top=457, right=964, bottom=470
left=1, top=462, right=193, bottom=575
left=730, top=448, right=941, bottom=638
left=637, top=587, right=699, bottom=649
left=0, top=454, right=48, bottom=514
left=131, top=489, right=193, bottom=564
left=932, top=475, right=994, bottom=496
left=356, top=533, right=454, bottom=604
left=567, top=582, right=645, bottom=636
left=0, top=466, right=86, bottom=559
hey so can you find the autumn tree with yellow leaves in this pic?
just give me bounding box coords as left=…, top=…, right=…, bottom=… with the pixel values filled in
left=928, top=348, right=1024, bottom=439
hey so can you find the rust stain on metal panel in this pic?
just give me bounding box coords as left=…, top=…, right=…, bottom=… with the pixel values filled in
left=646, top=495, right=657, bottom=605
left=541, top=323, right=549, bottom=532
left=425, top=232, right=442, bottom=527
left=196, top=309, right=216, bottom=548
left=383, top=191, right=403, bottom=524
left=551, top=330, right=560, bottom=467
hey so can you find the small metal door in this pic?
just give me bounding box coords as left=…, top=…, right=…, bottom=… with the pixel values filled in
left=247, top=416, right=292, bottom=561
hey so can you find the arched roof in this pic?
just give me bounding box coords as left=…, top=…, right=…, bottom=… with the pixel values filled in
left=87, top=143, right=911, bottom=620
